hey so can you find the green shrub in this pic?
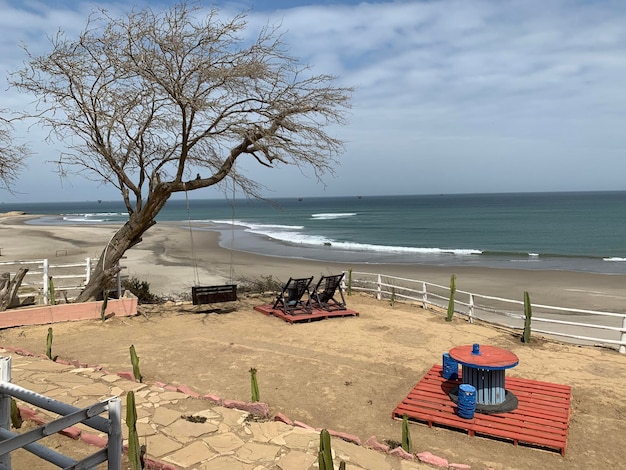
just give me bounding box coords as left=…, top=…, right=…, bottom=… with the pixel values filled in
left=122, top=276, right=158, bottom=303
left=236, top=275, right=283, bottom=294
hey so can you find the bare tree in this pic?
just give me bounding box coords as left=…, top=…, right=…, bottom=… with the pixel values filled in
left=11, top=3, right=352, bottom=301
left=0, top=114, right=29, bottom=191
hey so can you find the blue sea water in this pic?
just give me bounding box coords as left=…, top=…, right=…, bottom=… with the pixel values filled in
left=4, top=191, right=626, bottom=274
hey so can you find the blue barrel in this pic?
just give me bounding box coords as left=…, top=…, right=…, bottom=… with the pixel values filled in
left=457, top=384, right=477, bottom=419
left=442, top=353, right=459, bottom=380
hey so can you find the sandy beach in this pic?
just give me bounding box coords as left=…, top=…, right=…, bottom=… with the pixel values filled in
left=2, top=214, right=626, bottom=312
left=1, top=214, right=626, bottom=469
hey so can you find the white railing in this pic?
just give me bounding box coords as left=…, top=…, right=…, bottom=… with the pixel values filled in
left=345, top=271, right=626, bottom=354
left=0, top=356, right=122, bottom=469
left=0, top=258, right=123, bottom=305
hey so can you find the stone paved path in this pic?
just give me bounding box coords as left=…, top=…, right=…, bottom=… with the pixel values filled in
left=2, top=349, right=443, bottom=469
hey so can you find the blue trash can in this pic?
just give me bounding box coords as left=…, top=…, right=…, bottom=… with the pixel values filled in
left=457, top=384, right=477, bottom=419
left=442, top=353, right=459, bottom=380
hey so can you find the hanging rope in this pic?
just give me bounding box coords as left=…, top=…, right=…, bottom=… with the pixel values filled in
left=184, top=184, right=201, bottom=286
left=229, top=174, right=236, bottom=283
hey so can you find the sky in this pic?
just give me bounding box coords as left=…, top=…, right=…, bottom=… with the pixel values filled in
left=1, top=0, right=626, bottom=203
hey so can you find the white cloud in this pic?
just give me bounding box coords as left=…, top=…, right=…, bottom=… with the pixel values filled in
left=1, top=0, right=626, bottom=202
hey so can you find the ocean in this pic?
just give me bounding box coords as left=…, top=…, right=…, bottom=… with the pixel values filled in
left=4, top=191, right=626, bottom=274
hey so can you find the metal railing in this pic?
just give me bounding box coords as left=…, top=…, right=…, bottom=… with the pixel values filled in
left=346, top=271, right=626, bottom=354
left=0, top=356, right=122, bottom=469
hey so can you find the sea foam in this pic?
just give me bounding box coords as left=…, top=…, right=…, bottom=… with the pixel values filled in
left=210, top=219, right=480, bottom=255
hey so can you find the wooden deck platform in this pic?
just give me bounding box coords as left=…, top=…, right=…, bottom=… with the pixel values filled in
left=253, top=304, right=359, bottom=323
left=392, top=365, right=571, bottom=456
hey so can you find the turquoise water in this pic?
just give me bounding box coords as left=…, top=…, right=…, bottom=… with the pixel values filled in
left=5, top=191, right=626, bottom=274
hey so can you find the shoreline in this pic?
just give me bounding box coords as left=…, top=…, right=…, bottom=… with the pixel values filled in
left=1, top=214, right=626, bottom=312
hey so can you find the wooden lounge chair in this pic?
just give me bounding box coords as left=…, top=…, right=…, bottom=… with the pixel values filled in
left=273, top=277, right=314, bottom=315
left=309, top=273, right=347, bottom=311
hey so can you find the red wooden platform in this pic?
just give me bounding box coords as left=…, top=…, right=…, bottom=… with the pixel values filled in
left=253, top=304, right=359, bottom=323
left=393, top=365, right=571, bottom=456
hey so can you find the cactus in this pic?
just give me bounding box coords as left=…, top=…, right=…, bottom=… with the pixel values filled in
left=347, top=269, right=352, bottom=296
left=318, top=428, right=334, bottom=470
left=390, top=287, right=396, bottom=307
left=401, top=413, right=412, bottom=453
left=522, top=291, right=532, bottom=343
left=10, top=398, right=22, bottom=429
left=48, top=276, right=56, bottom=305
left=250, top=368, right=260, bottom=402
left=130, top=345, right=143, bottom=383
left=46, top=327, right=53, bottom=360
left=445, top=274, right=456, bottom=322
left=100, top=290, right=108, bottom=322
left=126, top=391, right=142, bottom=470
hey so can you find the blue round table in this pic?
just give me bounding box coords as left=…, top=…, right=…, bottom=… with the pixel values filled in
left=449, top=344, right=519, bottom=406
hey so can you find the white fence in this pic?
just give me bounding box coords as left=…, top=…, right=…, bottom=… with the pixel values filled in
left=0, top=356, right=122, bottom=469
left=0, top=259, right=123, bottom=305
left=346, top=271, right=626, bottom=354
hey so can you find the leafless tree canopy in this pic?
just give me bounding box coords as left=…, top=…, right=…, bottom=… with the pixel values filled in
left=13, top=2, right=351, bottom=210
left=10, top=2, right=352, bottom=301
left=0, top=115, right=29, bottom=191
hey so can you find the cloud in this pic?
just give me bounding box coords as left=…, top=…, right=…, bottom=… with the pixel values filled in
left=1, top=0, right=626, bottom=202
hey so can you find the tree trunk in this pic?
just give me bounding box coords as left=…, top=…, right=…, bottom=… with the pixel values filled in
left=75, top=202, right=163, bottom=302
left=0, top=268, right=29, bottom=311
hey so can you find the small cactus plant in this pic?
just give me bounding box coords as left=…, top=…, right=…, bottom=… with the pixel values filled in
left=126, top=391, right=142, bottom=470
left=318, top=428, right=334, bottom=470
left=522, top=291, right=532, bottom=343
left=402, top=413, right=412, bottom=453
left=250, top=368, right=260, bottom=402
left=48, top=276, right=56, bottom=305
left=46, top=327, right=53, bottom=360
left=130, top=345, right=143, bottom=383
left=347, top=269, right=352, bottom=296
left=445, top=274, right=456, bottom=321
left=11, top=398, right=22, bottom=429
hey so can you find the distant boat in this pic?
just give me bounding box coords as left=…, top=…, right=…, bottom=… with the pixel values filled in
left=357, top=196, right=362, bottom=199
left=298, top=198, right=303, bottom=202
left=98, top=200, right=102, bottom=203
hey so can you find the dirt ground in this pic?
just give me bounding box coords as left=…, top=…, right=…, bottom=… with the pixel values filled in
left=1, top=293, right=625, bottom=470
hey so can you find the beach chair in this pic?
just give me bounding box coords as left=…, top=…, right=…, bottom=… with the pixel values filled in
left=309, top=273, right=347, bottom=311
left=273, top=276, right=314, bottom=315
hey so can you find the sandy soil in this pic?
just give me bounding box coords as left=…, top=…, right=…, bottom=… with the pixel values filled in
left=1, top=295, right=625, bottom=469
left=1, top=215, right=626, bottom=469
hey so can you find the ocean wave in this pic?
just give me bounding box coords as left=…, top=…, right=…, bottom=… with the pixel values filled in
left=311, top=213, right=357, bottom=220
left=61, top=211, right=128, bottom=223
left=603, top=257, right=626, bottom=262
left=210, top=220, right=304, bottom=230
left=215, top=219, right=480, bottom=255
left=321, top=241, right=481, bottom=256
left=62, top=217, right=107, bottom=223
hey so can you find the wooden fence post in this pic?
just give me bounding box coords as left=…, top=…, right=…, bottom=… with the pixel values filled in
left=468, top=294, right=474, bottom=323
left=85, top=257, right=92, bottom=285
left=620, top=317, right=626, bottom=354
left=376, top=275, right=382, bottom=301
left=0, top=356, right=12, bottom=469
left=422, top=282, right=428, bottom=309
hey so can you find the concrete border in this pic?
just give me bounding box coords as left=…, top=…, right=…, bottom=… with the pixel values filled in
left=0, top=295, right=138, bottom=329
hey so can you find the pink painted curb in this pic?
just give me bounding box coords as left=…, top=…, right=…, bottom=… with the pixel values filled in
left=0, top=296, right=137, bottom=329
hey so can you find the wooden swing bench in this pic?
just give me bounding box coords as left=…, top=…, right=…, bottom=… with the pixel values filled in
left=192, top=284, right=238, bottom=305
